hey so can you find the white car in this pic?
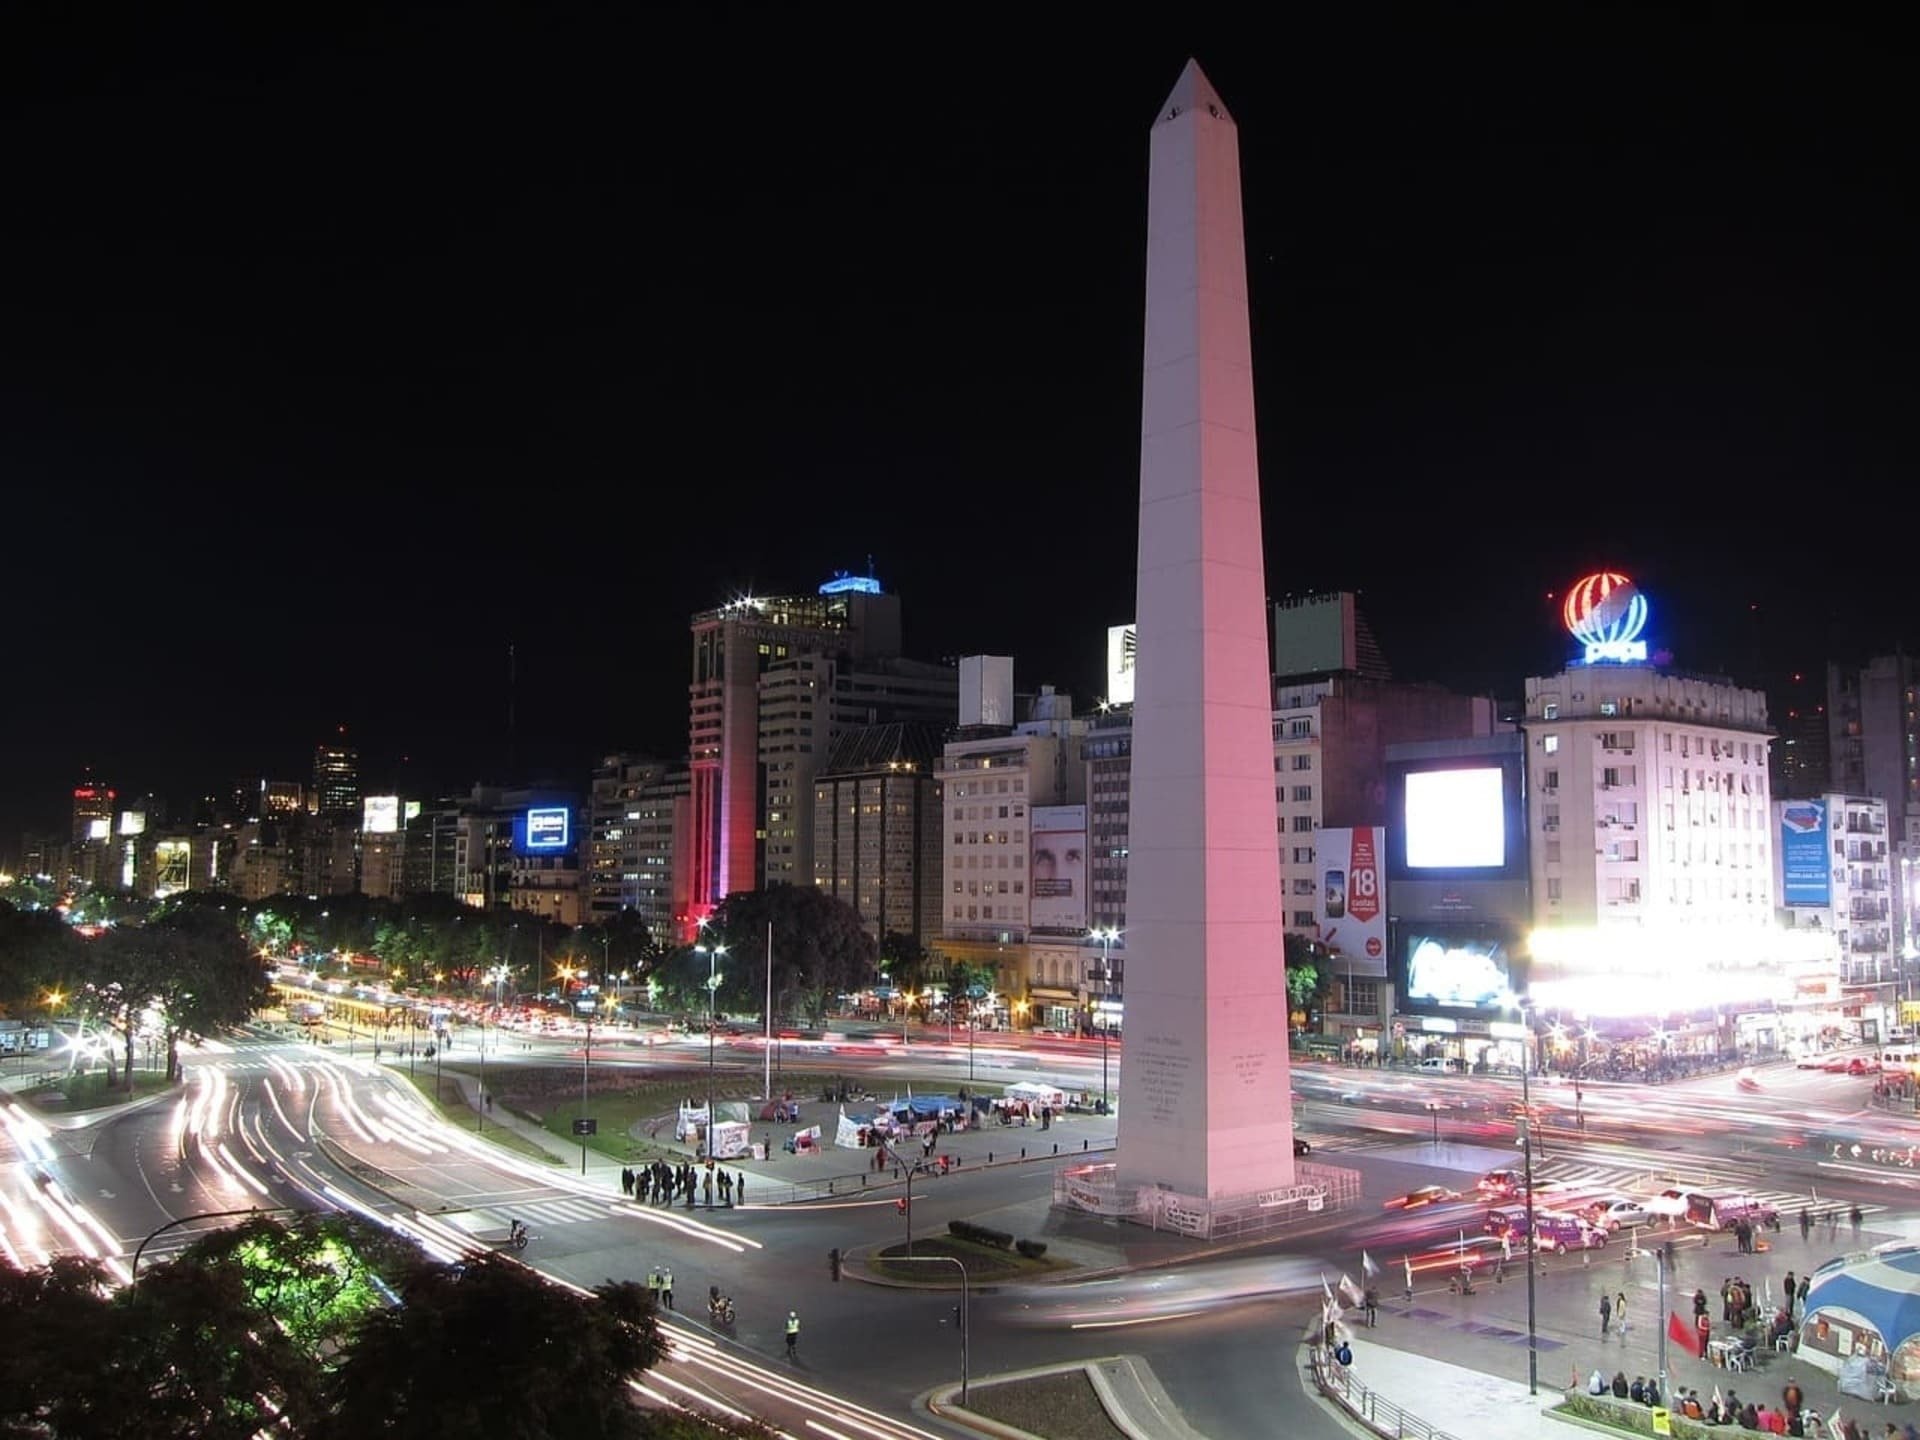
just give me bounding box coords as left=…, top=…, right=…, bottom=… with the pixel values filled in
left=1589, top=1198, right=1654, bottom=1232
left=1643, top=1188, right=1691, bottom=1220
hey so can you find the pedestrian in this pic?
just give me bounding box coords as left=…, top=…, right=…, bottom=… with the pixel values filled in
left=1851, top=1204, right=1864, bottom=1240
left=1363, top=1286, right=1379, bottom=1327
left=648, top=1265, right=663, bottom=1304
left=829, top=1247, right=841, bottom=1281
left=1600, top=1291, right=1613, bottom=1337
left=1404, top=1256, right=1414, bottom=1303
left=1615, top=1291, right=1629, bottom=1340
left=1722, top=1277, right=1735, bottom=1323
left=1498, top=1232, right=1512, bottom=1283
left=703, top=1172, right=713, bottom=1207
left=660, top=1267, right=674, bottom=1310
left=1799, top=1206, right=1811, bottom=1241
left=1783, top=1271, right=1796, bottom=1313
left=736, top=1171, right=745, bottom=1202
left=485, top=1093, right=494, bottom=1113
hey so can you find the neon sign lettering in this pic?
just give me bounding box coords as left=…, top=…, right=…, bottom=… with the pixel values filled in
left=1562, top=571, right=1649, bottom=665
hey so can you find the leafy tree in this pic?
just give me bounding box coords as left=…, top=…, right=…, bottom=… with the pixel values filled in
left=93, top=903, right=272, bottom=1082
left=707, top=889, right=878, bottom=1025
left=0, top=1254, right=116, bottom=1436
left=878, top=930, right=932, bottom=995
left=1284, top=933, right=1331, bottom=1014
left=0, top=900, right=84, bottom=1018
left=317, top=1257, right=664, bottom=1440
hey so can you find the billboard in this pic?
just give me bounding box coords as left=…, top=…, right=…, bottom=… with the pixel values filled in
left=1029, top=805, right=1087, bottom=933
left=1400, top=930, right=1516, bottom=1012
left=117, top=811, right=146, bottom=836
left=363, top=795, right=400, bottom=835
left=1317, top=826, right=1387, bottom=976
left=1106, top=623, right=1137, bottom=706
left=1781, top=800, right=1830, bottom=906
left=87, top=818, right=111, bottom=841
left=1404, top=768, right=1506, bottom=869
left=524, top=806, right=571, bottom=852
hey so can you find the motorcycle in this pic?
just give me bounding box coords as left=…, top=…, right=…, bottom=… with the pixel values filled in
left=708, top=1292, right=735, bottom=1327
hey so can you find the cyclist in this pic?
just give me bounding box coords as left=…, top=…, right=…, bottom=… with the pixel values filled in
left=507, top=1219, right=527, bottom=1249
left=785, top=1309, right=801, bottom=1360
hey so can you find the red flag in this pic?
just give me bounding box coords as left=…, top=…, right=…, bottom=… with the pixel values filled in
left=1669, top=1310, right=1700, bottom=1358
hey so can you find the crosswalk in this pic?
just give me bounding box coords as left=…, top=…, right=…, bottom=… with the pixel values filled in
left=1530, top=1156, right=1886, bottom=1218
left=488, top=1195, right=621, bottom=1228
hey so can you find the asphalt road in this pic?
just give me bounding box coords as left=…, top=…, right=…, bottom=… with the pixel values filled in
left=8, top=1026, right=1918, bottom=1440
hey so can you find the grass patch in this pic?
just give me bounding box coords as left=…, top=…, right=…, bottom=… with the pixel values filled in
left=869, top=1234, right=1071, bottom=1283
left=441, top=1063, right=761, bottom=1167
left=24, top=1070, right=177, bottom=1113
left=399, top=1072, right=563, bottom=1167
left=963, top=1370, right=1126, bottom=1440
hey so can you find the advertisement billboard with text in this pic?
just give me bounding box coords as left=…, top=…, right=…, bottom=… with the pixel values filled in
left=362, top=795, right=400, bottom=835
left=1029, top=805, right=1087, bottom=933
left=1781, top=801, right=1830, bottom=906
left=1316, top=826, right=1387, bottom=976
left=1106, top=624, right=1136, bottom=706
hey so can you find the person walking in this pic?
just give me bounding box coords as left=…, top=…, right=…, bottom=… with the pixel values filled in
left=1600, top=1291, right=1613, bottom=1337
left=1615, top=1291, right=1629, bottom=1341
left=1498, top=1232, right=1512, bottom=1284
left=785, top=1309, right=801, bottom=1361
left=1799, top=1206, right=1812, bottom=1242
left=1851, top=1204, right=1864, bottom=1240
left=660, top=1267, right=674, bottom=1310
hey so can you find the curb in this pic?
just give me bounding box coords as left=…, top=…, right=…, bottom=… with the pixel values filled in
left=923, top=1354, right=1207, bottom=1440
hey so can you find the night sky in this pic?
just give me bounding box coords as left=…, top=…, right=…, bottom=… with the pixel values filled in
left=3, top=12, right=1912, bottom=849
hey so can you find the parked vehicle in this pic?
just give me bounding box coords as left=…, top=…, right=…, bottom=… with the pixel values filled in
left=1484, top=1206, right=1607, bottom=1253
left=1643, top=1188, right=1692, bottom=1220
left=1477, top=1169, right=1524, bottom=1197
left=1586, top=1198, right=1654, bottom=1232
left=1417, top=1057, right=1461, bottom=1074
left=1685, top=1192, right=1780, bottom=1232
left=1385, top=1184, right=1462, bottom=1211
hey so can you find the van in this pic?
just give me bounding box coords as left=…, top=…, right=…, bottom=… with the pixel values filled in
left=1685, top=1192, right=1780, bottom=1233
left=1484, top=1207, right=1607, bottom=1254
left=1418, top=1057, right=1459, bottom=1074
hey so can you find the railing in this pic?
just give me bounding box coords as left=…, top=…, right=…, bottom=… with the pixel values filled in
left=1304, top=1328, right=1463, bottom=1440
left=749, top=1140, right=1117, bottom=1206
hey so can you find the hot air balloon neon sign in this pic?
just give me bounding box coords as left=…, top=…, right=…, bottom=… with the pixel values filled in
left=1563, top=571, right=1650, bottom=664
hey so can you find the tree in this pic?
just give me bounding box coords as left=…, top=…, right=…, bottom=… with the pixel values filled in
left=878, top=930, right=933, bottom=996
left=0, top=899, right=84, bottom=1018
left=318, top=1257, right=664, bottom=1440
left=707, top=889, right=878, bottom=1025
left=0, top=1254, right=117, bottom=1436
left=1283, top=933, right=1332, bottom=1018
left=93, top=903, right=272, bottom=1083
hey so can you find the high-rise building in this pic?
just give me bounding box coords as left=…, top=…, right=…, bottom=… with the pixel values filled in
left=629, top=766, right=692, bottom=947
left=1523, top=666, right=1774, bottom=933
left=69, top=783, right=116, bottom=888
left=403, top=805, right=462, bottom=897
left=1829, top=655, right=1920, bottom=847
left=759, top=654, right=956, bottom=891
left=588, top=755, right=669, bottom=920
left=812, top=721, right=946, bottom=946
left=1773, top=669, right=1832, bottom=801
left=1774, top=794, right=1896, bottom=1035
left=311, top=733, right=360, bottom=817
left=686, top=574, right=904, bottom=922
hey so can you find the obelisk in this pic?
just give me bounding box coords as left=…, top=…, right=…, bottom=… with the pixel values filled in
left=1116, top=60, right=1296, bottom=1213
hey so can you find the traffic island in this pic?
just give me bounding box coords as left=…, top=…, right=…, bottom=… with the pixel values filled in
left=927, top=1357, right=1207, bottom=1440
left=865, top=1231, right=1070, bottom=1285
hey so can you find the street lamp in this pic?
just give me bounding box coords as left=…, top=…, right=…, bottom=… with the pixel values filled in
left=695, top=940, right=727, bottom=1160
left=1502, top=989, right=1540, bottom=1397
left=1089, top=927, right=1121, bottom=1109
left=579, top=1004, right=594, bottom=1175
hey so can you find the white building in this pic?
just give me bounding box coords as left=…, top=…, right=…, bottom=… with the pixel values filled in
left=1775, top=793, right=1898, bottom=1035
left=936, top=688, right=1085, bottom=1028
left=1524, top=667, right=1775, bottom=930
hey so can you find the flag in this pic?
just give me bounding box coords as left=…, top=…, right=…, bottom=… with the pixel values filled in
left=1404, top=1255, right=1414, bottom=1290
left=1711, top=1385, right=1722, bottom=1413
left=1362, top=1251, right=1379, bottom=1278
left=1339, top=1273, right=1364, bottom=1307
left=1668, top=1310, right=1700, bottom=1358
left=1322, top=1272, right=1334, bottom=1304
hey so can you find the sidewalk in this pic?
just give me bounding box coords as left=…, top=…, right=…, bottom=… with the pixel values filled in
left=1323, top=1337, right=1556, bottom=1440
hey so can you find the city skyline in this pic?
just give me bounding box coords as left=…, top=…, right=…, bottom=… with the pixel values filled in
left=5, top=16, right=1912, bottom=840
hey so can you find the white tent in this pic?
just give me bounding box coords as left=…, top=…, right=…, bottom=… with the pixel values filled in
left=1005, top=1081, right=1066, bottom=1108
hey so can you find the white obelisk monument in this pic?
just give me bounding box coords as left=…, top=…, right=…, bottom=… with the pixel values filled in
left=1116, top=60, right=1297, bottom=1216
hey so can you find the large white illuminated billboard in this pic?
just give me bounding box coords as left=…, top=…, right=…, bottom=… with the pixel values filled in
left=1403, top=767, right=1505, bottom=869
left=363, top=795, right=400, bottom=834
left=87, top=818, right=111, bottom=841
left=1106, top=624, right=1136, bottom=706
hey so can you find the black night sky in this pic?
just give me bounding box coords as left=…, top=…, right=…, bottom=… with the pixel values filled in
left=3, top=11, right=1913, bottom=849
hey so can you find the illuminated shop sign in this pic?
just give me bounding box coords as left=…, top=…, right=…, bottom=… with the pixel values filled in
left=525, top=807, right=570, bottom=851
left=1563, top=570, right=1649, bottom=664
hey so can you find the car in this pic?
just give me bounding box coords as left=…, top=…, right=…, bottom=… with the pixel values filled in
left=1293, top=1136, right=1312, bottom=1157
left=1587, top=1198, right=1654, bottom=1232
left=1477, top=1168, right=1524, bottom=1197
left=1385, top=1185, right=1462, bottom=1211
left=1847, top=1057, right=1880, bottom=1076
left=1417, top=1056, right=1461, bottom=1073
left=1822, top=1054, right=1853, bottom=1073
left=1644, top=1188, right=1692, bottom=1219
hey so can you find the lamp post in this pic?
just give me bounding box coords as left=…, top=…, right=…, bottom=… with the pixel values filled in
left=695, top=941, right=727, bottom=1159
left=579, top=1008, right=594, bottom=1175
left=1505, top=990, right=1540, bottom=1397
left=1090, top=927, right=1121, bottom=1109
left=889, top=1253, right=969, bottom=1406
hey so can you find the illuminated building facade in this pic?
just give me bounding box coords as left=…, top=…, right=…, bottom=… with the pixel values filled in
left=686, top=576, right=903, bottom=929
left=310, top=736, right=359, bottom=817
left=811, top=721, right=946, bottom=945
left=587, top=755, right=692, bottom=945
left=1774, top=793, right=1898, bottom=1035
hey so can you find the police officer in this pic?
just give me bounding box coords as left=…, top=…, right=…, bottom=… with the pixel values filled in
left=785, top=1309, right=801, bottom=1360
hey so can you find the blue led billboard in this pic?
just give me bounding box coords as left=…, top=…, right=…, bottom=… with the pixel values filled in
left=524, top=806, right=571, bottom=853
left=1780, top=800, right=1829, bottom=906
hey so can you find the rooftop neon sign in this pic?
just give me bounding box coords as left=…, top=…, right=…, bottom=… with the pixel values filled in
left=1563, top=571, right=1649, bottom=665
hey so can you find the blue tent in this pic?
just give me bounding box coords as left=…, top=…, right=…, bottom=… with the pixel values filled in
left=1799, top=1246, right=1920, bottom=1398
left=891, top=1095, right=959, bottom=1120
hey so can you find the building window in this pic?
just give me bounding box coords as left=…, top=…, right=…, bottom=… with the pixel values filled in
left=1292, top=754, right=1312, bottom=771
left=1291, top=816, right=1314, bottom=833
left=1543, top=735, right=1560, bottom=754
left=1547, top=878, right=1562, bottom=900
left=1292, top=846, right=1314, bottom=864
left=1292, top=878, right=1314, bottom=895
left=1291, top=910, right=1315, bottom=927
left=1546, top=841, right=1561, bottom=863
left=1344, top=979, right=1380, bottom=1015
left=1292, top=785, right=1312, bottom=802
left=1600, top=700, right=1618, bottom=717
left=1542, top=769, right=1559, bottom=793
left=1543, top=702, right=1559, bottom=720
